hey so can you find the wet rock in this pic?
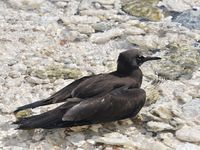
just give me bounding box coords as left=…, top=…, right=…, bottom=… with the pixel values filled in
left=25, top=76, right=49, bottom=84
left=71, top=24, right=95, bottom=34
left=127, top=34, right=169, bottom=49
left=173, top=9, right=200, bottom=30
left=32, top=130, right=44, bottom=141
left=0, top=77, right=5, bottom=85
left=158, top=0, right=200, bottom=12
left=145, top=87, right=161, bottom=105
left=64, top=1, right=80, bottom=15
left=150, top=104, right=172, bottom=120
left=30, top=65, right=82, bottom=80
left=155, top=44, right=200, bottom=80
left=173, top=88, right=193, bottom=104
left=29, top=141, right=54, bottom=150
left=182, top=99, right=200, bottom=122
left=122, top=0, right=164, bottom=21
left=90, top=28, right=124, bottom=44
left=60, top=30, right=82, bottom=42
left=67, top=133, right=86, bottom=147
left=79, top=0, right=115, bottom=10
left=176, top=143, right=200, bottom=150
left=61, top=16, right=100, bottom=25
left=159, top=133, right=181, bottom=149
left=92, top=132, right=135, bottom=149
left=7, top=0, right=45, bottom=10
left=80, top=9, right=117, bottom=17
left=124, top=26, right=145, bottom=35
left=175, top=126, right=200, bottom=143
left=9, top=71, right=21, bottom=78
left=92, top=22, right=113, bottom=32
left=147, top=121, right=174, bottom=132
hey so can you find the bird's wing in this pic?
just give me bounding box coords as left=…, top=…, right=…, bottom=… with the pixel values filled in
left=14, top=75, right=93, bottom=113
left=62, top=86, right=146, bottom=123
left=71, top=74, right=131, bottom=99
left=49, top=75, right=93, bottom=103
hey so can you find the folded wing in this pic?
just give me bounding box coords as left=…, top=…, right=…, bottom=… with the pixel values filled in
left=63, top=86, right=146, bottom=123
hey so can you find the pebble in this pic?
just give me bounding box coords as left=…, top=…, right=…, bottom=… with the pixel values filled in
left=175, top=126, right=200, bottom=143
left=158, top=0, right=198, bottom=12
left=127, top=34, right=169, bottom=49
left=150, top=104, right=173, bottom=120
left=74, top=24, right=95, bottom=34
left=176, top=143, right=200, bottom=150
left=146, top=121, right=174, bottom=132
left=92, top=22, right=112, bottom=32
left=67, top=133, right=86, bottom=147
left=61, top=16, right=100, bottom=25
left=124, top=26, right=145, bottom=35
left=7, top=0, right=44, bottom=10
left=79, top=0, right=115, bottom=10
left=173, top=9, right=200, bottom=30
left=25, top=76, right=49, bottom=84
left=182, top=99, right=200, bottom=121
left=90, top=28, right=124, bottom=44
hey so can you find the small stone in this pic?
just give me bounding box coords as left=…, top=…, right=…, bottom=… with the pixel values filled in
left=124, top=26, right=145, bottom=35
left=60, top=30, right=80, bottom=42
left=122, top=0, right=164, bottom=21
left=61, top=16, right=100, bottom=25
left=11, top=63, right=27, bottom=75
left=79, top=0, right=115, bottom=10
left=145, top=87, right=161, bottom=105
left=173, top=88, right=193, bottom=103
left=32, top=130, right=44, bottom=141
left=90, top=28, right=124, bottom=44
left=94, top=2, right=102, bottom=9
left=175, top=126, right=200, bottom=143
left=173, top=9, right=200, bottom=30
left=64, top=1, right=80, bottom=15
left=176, top=143, right=200, bottom=150
left=67, top=133, right=86, bottom=147
left=92, top=22, right=112, bottom=32
left=7, top=0, right=45, bottom=10
left=146, top=121, right=174, bottom=132
left=182, top=99, right=200, bottom=121
left=159, top=133, right=181, bottom=149
left=150, top=104, right=172, bottom=120
left=56, top=2, right=67, bottom=8
left=80, top=9, right=117, bottom=17
left=0, top=77, right=5, bottom=85
left=9, top=71, right=21, bottom=78
left=93, top=132, right=135, bottom=148
left=25, top=76, right=49, bottom=84
left=158, top=0, right=197, bottom=12
left=127, top=34, right=169, bottom=49
left=76, top=24, right=95, bottom=34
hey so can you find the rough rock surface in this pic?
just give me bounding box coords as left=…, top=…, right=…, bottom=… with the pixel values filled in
left=0, top=0, right=200, bottom=149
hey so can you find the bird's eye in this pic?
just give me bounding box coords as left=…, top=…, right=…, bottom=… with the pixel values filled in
left=136, top=56, right=143, bottom=61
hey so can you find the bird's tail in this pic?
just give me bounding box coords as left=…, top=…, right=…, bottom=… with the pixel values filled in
left=13, top=109, right=67, bottom=129
left=14, top=98, right=53, bottom=114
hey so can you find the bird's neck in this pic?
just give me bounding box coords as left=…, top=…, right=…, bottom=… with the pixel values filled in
left=116, top=63, right=138, bottom=75
left=116, top=64, right=143, bottom=85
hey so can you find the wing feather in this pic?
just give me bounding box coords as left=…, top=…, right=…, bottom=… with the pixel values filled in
left=62, top=87, right=146, bottom=123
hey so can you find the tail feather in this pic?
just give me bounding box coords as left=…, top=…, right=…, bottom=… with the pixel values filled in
left=14, top=98, right=53, bottom=114
left=13, top=109, right=66, bottom=129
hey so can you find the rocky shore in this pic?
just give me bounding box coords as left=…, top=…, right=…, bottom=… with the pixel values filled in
left=0, top=0, right=200, bottom=149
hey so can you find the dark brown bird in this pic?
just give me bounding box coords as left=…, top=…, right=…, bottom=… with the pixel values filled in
left=13, top=49, right=161, bottom=129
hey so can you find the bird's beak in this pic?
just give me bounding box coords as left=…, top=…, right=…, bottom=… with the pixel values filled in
left=142, top=56, right=161, bottom=63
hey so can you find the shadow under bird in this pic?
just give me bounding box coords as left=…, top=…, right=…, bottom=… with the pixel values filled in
left=13, top=49, right=161, bottom=129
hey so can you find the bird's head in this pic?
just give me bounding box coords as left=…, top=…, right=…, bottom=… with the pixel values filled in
left=117, top=49, right=161, bottom=73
